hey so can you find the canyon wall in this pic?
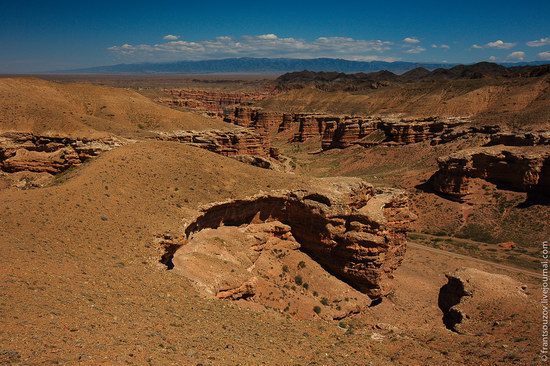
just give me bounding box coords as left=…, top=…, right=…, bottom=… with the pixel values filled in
left=224, top=107, right=479, bottom=149
left=431, top=146, right=550, bottom=199
left=155, top=89, right=273, bottom=117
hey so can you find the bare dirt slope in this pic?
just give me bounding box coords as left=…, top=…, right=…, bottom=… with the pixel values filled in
left=258, top=76, right=550, bottom=130
left=0, top=141, right=542, bottom=365
left=0, top=78, right=231, bottom=137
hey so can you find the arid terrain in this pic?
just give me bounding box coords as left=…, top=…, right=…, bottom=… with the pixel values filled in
left=1, top=64, right=548, bottom=365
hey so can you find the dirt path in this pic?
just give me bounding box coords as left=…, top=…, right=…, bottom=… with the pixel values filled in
left=408, top=242, right=541, bottom=279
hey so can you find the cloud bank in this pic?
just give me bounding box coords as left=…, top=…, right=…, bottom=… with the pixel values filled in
left=472, top=40, right=515, bottom=49
left=527, top=37, right=550, bottom=47
left=109, top=34, right=395, bottom=62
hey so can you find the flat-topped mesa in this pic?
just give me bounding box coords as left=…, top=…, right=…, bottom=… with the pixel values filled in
left=156, top=128, right=269, bottom=157
left=0, top=132, right=126, bottom=175
left=178, top=178, right=415, bottom=300
left=430, top=146, right=550, bottom=199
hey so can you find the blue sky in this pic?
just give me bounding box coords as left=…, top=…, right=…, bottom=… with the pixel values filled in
left=1, top=0, right=549, bottom=72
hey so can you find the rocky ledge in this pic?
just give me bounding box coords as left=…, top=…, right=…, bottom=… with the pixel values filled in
left=155, top=129, right=292, bottom=172
left=430, top=146, right=550, bottom=199
left=169, top=178, right=415, bottom=315
left=0, top=132, right=126, bottom=175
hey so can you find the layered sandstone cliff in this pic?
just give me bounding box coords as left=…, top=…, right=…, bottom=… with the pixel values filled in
left=177, top=178, right=415, bottom=301
left=224, top=107, right=479, bottom=148
left=156, top=89, right=272, bottom=117
left=0, top=132, right=126, bottom=175
left=156, top=129, right=269, bottom=157
left=431, top=146, right=550, bottom=199
left=155, top=129, right=292, bottom=172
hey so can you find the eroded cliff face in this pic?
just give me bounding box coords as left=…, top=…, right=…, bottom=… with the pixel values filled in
left=155, top=89, right=273, bottom=117
left=171, top=178, right=415, bottom=310
left=156, top=129, right=269, bottom=157
left=431, top=146, right=550, bottom=199
left=224, top=107, right=484, bottom=148
left=0, top=132, right=126, bottom=175
left=486, top=131, right=550, bottom=146
left=155, top=129, right=292, bottom=172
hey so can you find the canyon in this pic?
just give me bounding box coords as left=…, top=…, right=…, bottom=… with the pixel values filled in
left=0, top=69, right=547, bottom=365
left=223, top=106, right=504, bottom=149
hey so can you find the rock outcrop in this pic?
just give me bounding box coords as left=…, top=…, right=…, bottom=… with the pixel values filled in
left=0, top=132, right=126, bottom=175
left=177, top=178, right=415, bottom=301
left=438, top=268, right=529, bottom=334
left=431, top=146, right=550, bottom=199
left=156, top=129, right=269, bottom=157
left=486, top=131, right=550, bottom=146
left=156, top=89, right=272, bottom=117
left=155, top=129, right=292, bottom=172
left=224, top=107, right=481, bottom=148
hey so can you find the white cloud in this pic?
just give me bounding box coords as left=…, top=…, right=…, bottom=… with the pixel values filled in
left=488, top=55, right=497, bottom=62
left=163, top=35, right=180, bottom=40
left=527, top=37, right=550, bottom=47
left=538, top=51, right=550, bottom=61
left=347, top=55, right=400, bottom=62
left=402, top=46, right=426, bottom=54
left=472, top=40, right=515, bottom=49
left=432, top=44, right=450, bottom=49
left=256, top=34, right=278, bottom=40
left=403, top=37, right=420, bottom=44
left=108, top=34, right=395, bottom=61
left=507, top=51, right=525, bottom=61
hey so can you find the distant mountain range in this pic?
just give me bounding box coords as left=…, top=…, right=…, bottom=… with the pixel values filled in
left=275, top=62, right=550, bottom=91
left=58, top=57, right=549, bottom=75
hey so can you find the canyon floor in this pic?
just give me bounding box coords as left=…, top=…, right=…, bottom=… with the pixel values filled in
left=1, top=71, right=548, bottom=365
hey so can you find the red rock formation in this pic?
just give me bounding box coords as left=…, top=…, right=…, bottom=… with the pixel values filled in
left=156, top=129, right=269, bottom=157
left=223, top=107, right=479, bottom=148
left=0, top=132, right=125, bottom=175
left=156, top=88, right=273, bottom=117
left=487, top=131, right=550, bottom=146
left=255, top=111, right=285, bottom=135
left=181, top=178, right=415, bottom=299
left=431, top=146, right=550, bottom=199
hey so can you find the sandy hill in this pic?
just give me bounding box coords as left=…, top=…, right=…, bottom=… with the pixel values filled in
left=0, top=77, right=230, bottom=137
